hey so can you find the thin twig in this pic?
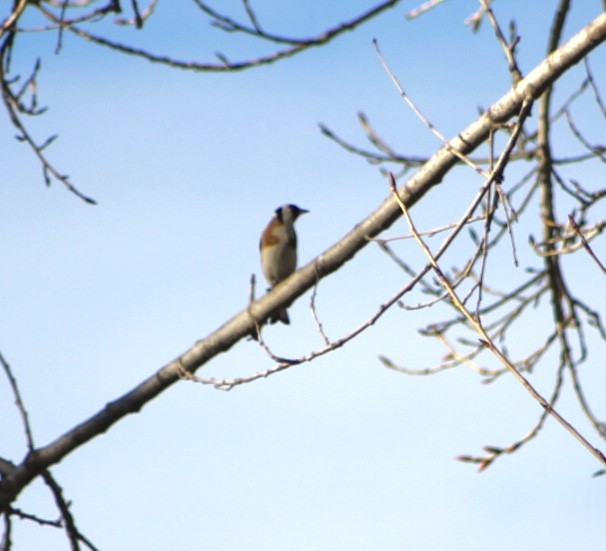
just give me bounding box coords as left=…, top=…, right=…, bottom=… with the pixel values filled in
left=479, top=0, right=523, bottom=83
left=0, top=351, right=35, bottom=450
left=568, top=215, right=606, bottom=275
left=374, top=39, right=489, bottom=179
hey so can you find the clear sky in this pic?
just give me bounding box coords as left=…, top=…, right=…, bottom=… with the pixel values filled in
left=2, top=2, right=606, bottom=550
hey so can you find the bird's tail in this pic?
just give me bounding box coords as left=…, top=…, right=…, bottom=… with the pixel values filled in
left=269, top=307, right=290, bottom=325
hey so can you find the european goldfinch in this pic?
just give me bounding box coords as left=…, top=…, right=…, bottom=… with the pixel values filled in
left=259, top=204, right=308, bottom=324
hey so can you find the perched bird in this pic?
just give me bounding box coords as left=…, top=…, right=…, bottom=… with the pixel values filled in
left=260, top=204, right=309, bottom=324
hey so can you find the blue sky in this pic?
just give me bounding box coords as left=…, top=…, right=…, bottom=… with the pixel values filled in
left=2, top=2, right=606, bottom=549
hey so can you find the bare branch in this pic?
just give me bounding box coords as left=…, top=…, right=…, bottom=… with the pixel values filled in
left=0, top=52, right=97, bottom=204
left=390, top=176, right=606, bottom=471
left=42, top=1, right=405, bottom=72
left=479, top=0, right=523, bottom=83
left=0, top=351, right=35, bottom=451
left=568, top=215, right=606, bottom=275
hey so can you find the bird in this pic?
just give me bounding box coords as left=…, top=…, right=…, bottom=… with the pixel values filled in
left=259, top=204, right=309, bottom=324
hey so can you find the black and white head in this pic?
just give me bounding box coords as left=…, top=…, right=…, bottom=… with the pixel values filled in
left=275, top=204, right=309, bottom=226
